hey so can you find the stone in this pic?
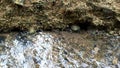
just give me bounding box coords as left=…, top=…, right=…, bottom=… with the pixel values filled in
left=0, top=35, right=6, bottom=51
left=0, top=37, right=5, bottom=43
left=94, top=47, right=100, bottom=54
left=112, top=57, right=118, bottom=65
left=71, top=25, right=80, bottom=32
left=0, top=0, right=120, bottom=32
left=81, top=63, right=89, bottom=68
left=12, top=0, right=24, bottom=6
left=118, top=31, right=120, bottom=35
left=29, top=27, right=36, bottom=34
left=12, top=0, right=40, bottom=6
left=0, top=46, right=2, bottom=51
left=109, top=31, right=114, bottom=35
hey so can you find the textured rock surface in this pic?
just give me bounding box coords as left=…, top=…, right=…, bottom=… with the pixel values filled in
left=0, top=31, right=120, bottom=68
left=0, top=0, right=120, bottom=32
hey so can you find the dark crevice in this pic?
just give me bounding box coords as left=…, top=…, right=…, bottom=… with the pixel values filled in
left=114, top=19, right=120, bottom=28
left=10, top=27, right=26, bottom=32
left=68, top=18, right=94, bottom=31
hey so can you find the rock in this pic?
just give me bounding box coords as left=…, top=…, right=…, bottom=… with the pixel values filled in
left=112, top=57, right=118, bottom=65
left=35, top=64, right=39, bottom=68
left=12, top=0, right=24, bottom=6
left=118, top=31, right=120, bottom=35
left=29, top=27, right=36, bottom=34
left=0, top=35, right=6, bottom=51
left=109, top=31, right=115, bottom=35
left=114, top=34, right=118, bottom=36
left=0, top=36, right=6, bottom=43
left=80, top=63, right=89, bottom=68
left=0, top=46, right=3, bottom=51
left=93, top=47, right=100, bottom=54
left=12, top=0, right=41, bottom=6
left=71, top=25, right=80, bottom=32
left=0, top=0, right=120, bottom=32
left=0, top=45, right=5, bottom=51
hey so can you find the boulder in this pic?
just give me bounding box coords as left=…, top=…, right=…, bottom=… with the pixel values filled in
left=0, top=0, right=120, bottom=32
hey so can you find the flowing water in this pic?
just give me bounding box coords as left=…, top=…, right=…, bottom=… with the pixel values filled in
left=0, top=31, right=120, bottom=68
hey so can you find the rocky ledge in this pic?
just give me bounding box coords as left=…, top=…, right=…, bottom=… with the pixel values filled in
left=0, top=0, right=120, bottom=32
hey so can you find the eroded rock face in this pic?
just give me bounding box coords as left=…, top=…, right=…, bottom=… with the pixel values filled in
left=0, top=31, right=120, bottom=68
left=0, top=0, right=120, bottom=32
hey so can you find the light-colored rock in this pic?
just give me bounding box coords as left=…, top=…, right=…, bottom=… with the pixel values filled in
left=12, top=0, right=24, bottom=5
left=71, top=25, right=80, bottom=32
left=12, top=0, right=40, bottom=6
left=94, top=47, right=100, bottom=54
left=112, top=57, right=118, bottom=65
left=29, top=27, right=36, bottom=34
left=109, top=31, right=114, bottom=35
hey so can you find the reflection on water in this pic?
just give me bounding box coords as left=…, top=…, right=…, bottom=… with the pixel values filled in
left=0, top=31, right=120, bottom=68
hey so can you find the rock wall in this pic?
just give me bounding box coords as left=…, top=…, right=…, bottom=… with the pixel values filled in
left=0, top=0, right=120, bottom=32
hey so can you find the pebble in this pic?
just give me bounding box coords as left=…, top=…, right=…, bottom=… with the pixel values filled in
left=35, top=64, right=39, bottom=68
left=93, top=47, right=100, bottom=54
left=0, top=45, right=5, bottom=52
left=109, top=31, right=114, bottom=35
left=12, top=0, right=40, bottom=6
left=71, top=25, right=80, bottom=32
left=81, top=63, right=89, bottom=68
left=119, top=31, right=120, bottom=35
left=112, top=57, right=118, bottom=65
left=29, top=27, right=36, bottom=34
left=0, top=35, right=6, bottom=51
left=106, top=33, right=111, bottom=36
left=0, top=36, right=6, bottom=43
left=0, top=46, right=2, bottom=51
left=12, top=0, right=24, bottom=6
left=114, top=34, right=118, bottom=36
